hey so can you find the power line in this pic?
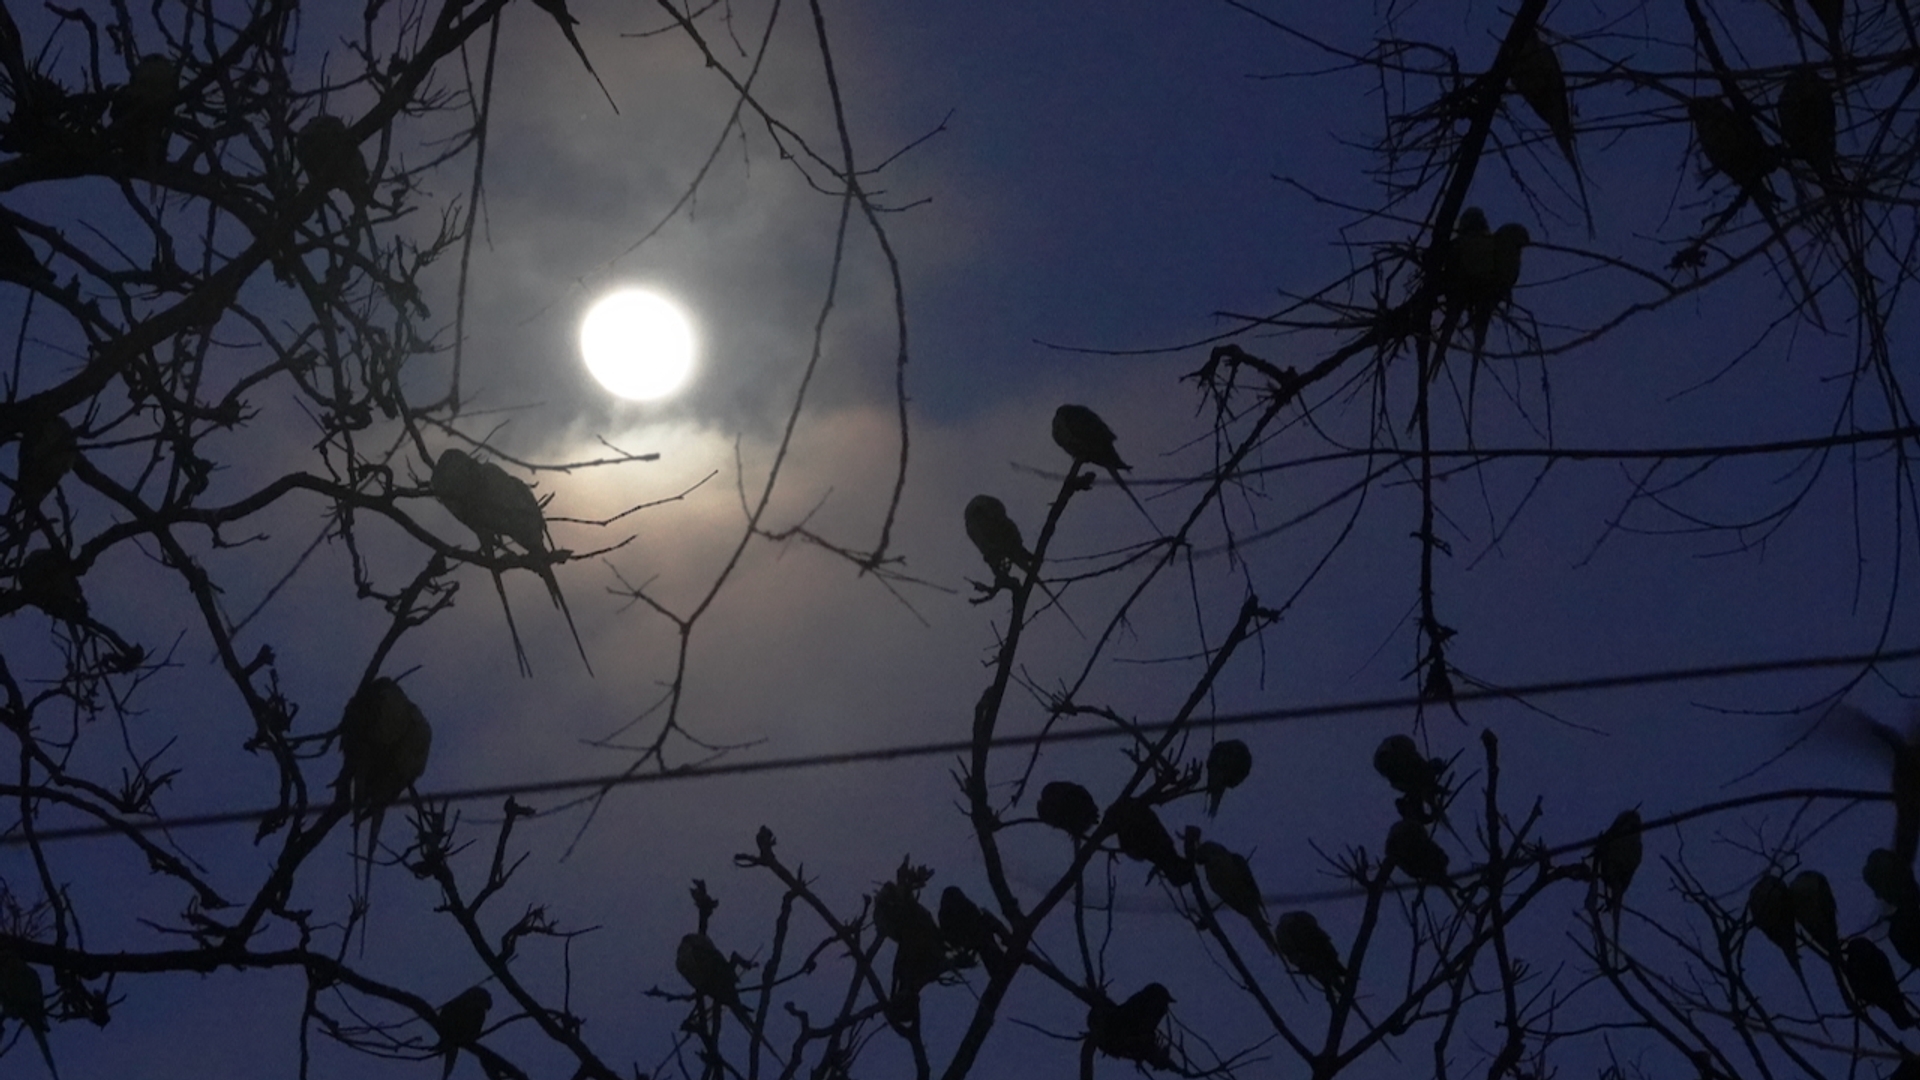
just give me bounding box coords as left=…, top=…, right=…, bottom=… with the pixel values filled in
left=4, top=643, right=1914, bottom=847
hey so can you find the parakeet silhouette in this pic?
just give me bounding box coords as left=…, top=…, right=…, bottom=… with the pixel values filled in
left=1689, top=97, right=1776, bottom=205
left=1386, top=818, right=1453, bottom=894
left=1510, top=27, right=1575, bottom=165
left=109, top=54, right=177, bottom=172
left=1203, top=739, right=1251, bottom=817
left=1088, top=982, right=1174, bottom=1069
left=1274, top=910, right=1345, bottom=994
left=1036, top=780, right=1099, bottom=837
left=963, top=494, right=1033, bottom=579
left=1196, top=840, right=1277, bottom=953
left=0, top=949, right=57, bottom=1079
left=1843, top=936, right=1914, bottom=1028
left=1106, top=797, right=1193, bottom=887
left=433, top=448, right=591, bottom=675
left=1747, top=873, right=1800, bottom=973
left=1051, top=404, right=1155, bottom=528
left=1777, top=67, right=1837, bottom=181
left=296, top=114, right=372, bottom=205
left=338, top=676, right=431, bottom=923
left=529, top=0, right=618, bottom=113
left=1789, top=870, right=1839, bottom=955
left=1593, top=810, right=1643, bottom=912
left=433, top=985, right=491, bottom=1080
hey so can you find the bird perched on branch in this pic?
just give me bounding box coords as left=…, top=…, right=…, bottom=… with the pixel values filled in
left=15, top=547, right=87, bottom=623
left=1844, top=936, right=1915, bottom=1028
left=529, top=0, right=618, bottom=113
left=1689, top=97, right=1777, bottom=205
left=1509, top=26, right=1576, bottom=166
left=1373, top=733, right=1447, bottom=822
left=1866, top=847, right=1920, bottom=909
left=296, top=114, right=372, bottom=205
left=1088, top=982, right=1174, bottom=1070
left=1037, top=780, right=1099, bottom=838
left=109, top=54, right=177, bottom=173
left=1866, top=718, right=1920, bottom=869
left=1107, top=797, right=1193, bottom=887
left=1274, top=911, right=1345, bottom=995
left=1386, top=818, right=1453, bottom=894
left=0, top=947, right=56, bottom=1079
left=963, top=494, right=1033, bottom=583
left=1789, top=870, right=1839, bottom=956
left=1052, top=404, right=1156, bottom=528
left=433, top=448, right=591, bottom=675
left=1777, top=67, right=1837, bottom=181
left=1803, top=0, right=1843, bottom=54
left=1593, top=810, right=1644, bottom=912
left=433, top=986, right=491, bottom=1080
left=1203, top=740, right=1251, bottom=818
left=1446, top=208, right=1530, bottom=359
left=339, top=677, right=431, bottom=908
left=1196, top=840, right=1277, bottom=952
left=1747, top=873, right=1800, bottom=972
left=938, top=886, right=1006, bottom=974
left=9, top=412, right=74, bottom=526
left=674, top=931, right=785, bottom=1059
left=0, top=212, right=51, bottom=287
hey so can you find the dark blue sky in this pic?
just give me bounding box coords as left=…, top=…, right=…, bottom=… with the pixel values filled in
left=1, top=1, right=1914, bottom=1078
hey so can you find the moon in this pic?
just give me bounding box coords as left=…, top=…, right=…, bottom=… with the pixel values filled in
left=580, top=288, right=697, bottom=401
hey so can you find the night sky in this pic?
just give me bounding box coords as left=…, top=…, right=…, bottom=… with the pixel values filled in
left=1, top=1, right=1915, bottom=1078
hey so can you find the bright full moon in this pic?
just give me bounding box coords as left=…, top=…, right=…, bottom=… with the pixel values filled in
left=579, top=288, right=697, bottom=401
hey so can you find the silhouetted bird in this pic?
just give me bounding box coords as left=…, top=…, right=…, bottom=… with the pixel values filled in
left=963, top=494, right=1033, bottom=580
left=1689, top=97, right=1776, bottom=204
left=1804, top=0, right=1843, bottom=52
left=677, top=932, right=741, bottom=1009
left=1204, top=740, right=1252, bottom=818
left=1274, top=911, right=1345, bottom=993
left=0, top=213, right=50, bottom=286
left=676, top=930, right=786, bottom=1063
left=1036, top=781, right=1098, bottom=837
left=433, top=986, right=491, bottom=1080
left=1789, top=870, right=1839, bottom=955
left=1747, top=873, right=1799, bottom=972
left=1196, top=841, right=1276, bottom=952
left=16, top=547, right=86, bottom=623
left=1891, top=903, right=1920, bottom=970
left=1053, top=404, right=1156, bottom=527
left=1373, top=733, right=1446, bottom=820
left=1386, top=818, right=1452, bottom=893
left=1052, top=405, right=1128, bottom=472
left=1088, top=982, right=1174, bottom=1070
left=1777, top=67, right=1837, bottom=179
left=1447, top=209, right=1530, bottom=356
left=1510, top=27, right=1575, bottom=165
left=109, top=54, right=177, bottom=172
left=1866, top=847, right=1920, bottom=909
left=296, top=114, right=371, bottom=204
left=0, top=948, right=56, bottom=1079
left=1107, top=797, right=1193, bottom=887
left=339, top=677, right=431, bottom=904
left=433, top=448, right=590, bottom=674
left=1869, top=719, right=1920, bottom=868
left=11, top=412, right=74, bottom=520
left=1593, top=810, right=1643, bottom=911
left=938, top=886, right=1006, bottom=973
left=1843, top=936, right=1914, bottom=1028
left=529, top=0, right=617, bottom=112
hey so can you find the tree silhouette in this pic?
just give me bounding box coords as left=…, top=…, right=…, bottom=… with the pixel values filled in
left=1, top=1, right=1917, bottom=1079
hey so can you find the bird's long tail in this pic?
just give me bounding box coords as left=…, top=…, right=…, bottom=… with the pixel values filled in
left=488, top=567, right=533, bottom=678
left=1107, top=469, right=1161, bottom=537
left=539, top=564, right=593, bottom=677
